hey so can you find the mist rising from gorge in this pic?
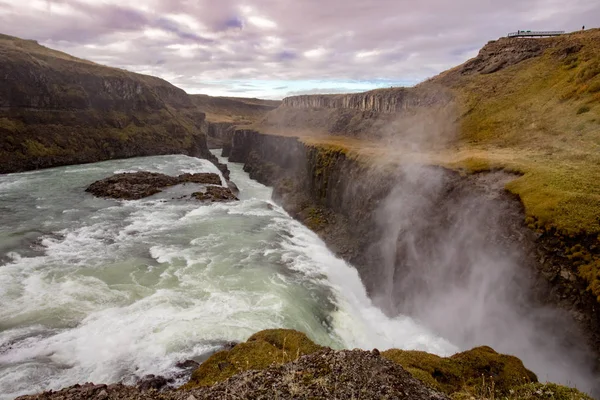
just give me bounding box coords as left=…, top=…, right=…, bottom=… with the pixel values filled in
left=365, top=105, right=598, bottom=394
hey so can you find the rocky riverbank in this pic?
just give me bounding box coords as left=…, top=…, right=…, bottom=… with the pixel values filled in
left=16, top=329, right=593, bottom=400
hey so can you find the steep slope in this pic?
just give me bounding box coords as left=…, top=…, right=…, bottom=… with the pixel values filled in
left=256, top=29, right=600, bottom=303
left=0, top=33, right=214, bottom=173
left=260, top=29, right=600, bottom=236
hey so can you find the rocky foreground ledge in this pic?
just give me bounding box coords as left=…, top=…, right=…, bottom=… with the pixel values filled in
left=17, top=330, right=592, bottom=400
left=85, top=171, right=238, bottom=201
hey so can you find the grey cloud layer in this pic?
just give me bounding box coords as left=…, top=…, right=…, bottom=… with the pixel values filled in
left=1, top=0, right=597, bottom=97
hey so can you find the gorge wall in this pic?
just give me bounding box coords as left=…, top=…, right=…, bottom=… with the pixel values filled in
left=0, top=34, right=217, bottom=173
left=225, top=128, right=600, bottom=394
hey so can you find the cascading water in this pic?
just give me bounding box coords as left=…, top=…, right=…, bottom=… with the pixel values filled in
left=0, top=152, right=455, bottom=399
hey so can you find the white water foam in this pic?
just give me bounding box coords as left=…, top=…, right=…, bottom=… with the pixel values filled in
left=0, top=155, right=456, bottom=399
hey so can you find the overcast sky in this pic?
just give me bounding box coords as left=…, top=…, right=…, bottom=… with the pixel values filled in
left=1, top=0, right=597, bottom=99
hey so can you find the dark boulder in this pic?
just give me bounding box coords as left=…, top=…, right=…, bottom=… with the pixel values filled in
left=85, top=172, right=179, bottom=200
left=192, top=186, right=238, bottom=202
left=136, top=374, right=172, bottom=392
left=175, top=360, right=200, bottom=370
left=227, top=180, right=239, bottom=197
left=86, top=171, right=223, bottom=200
left=178, top=173, right=222, bottom=185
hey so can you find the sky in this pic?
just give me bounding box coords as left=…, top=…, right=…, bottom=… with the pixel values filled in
left=0, top=0, right=598, bottom=99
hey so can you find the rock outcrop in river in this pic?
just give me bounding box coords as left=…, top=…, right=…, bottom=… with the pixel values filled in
left=86, top=171, right=237, bottom=201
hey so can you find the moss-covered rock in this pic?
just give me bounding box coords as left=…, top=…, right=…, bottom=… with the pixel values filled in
left=183, top=329, right=324, bottom=389
left=382, top=346, right=537, bottom=396
left=451, top=382, right=593, bottom=400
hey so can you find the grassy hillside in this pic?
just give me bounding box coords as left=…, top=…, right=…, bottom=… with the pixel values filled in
left=260, top=30, right=600, bottom=237
left=257, top=29, right=600, bottom=301
left=441, top=29, right=600, bottom=236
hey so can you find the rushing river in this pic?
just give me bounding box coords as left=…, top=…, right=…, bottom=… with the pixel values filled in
left=0, top=152, right=456, bottom=399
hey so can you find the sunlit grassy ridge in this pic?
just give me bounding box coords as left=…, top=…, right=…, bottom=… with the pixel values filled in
left=259, top=29, right=600, bottom=236
left=255, top=29, right=600, bottom=301
left=447, top=30, right=600, bottom=236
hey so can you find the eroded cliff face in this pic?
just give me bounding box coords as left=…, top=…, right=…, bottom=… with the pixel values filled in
left=0, top=34, right=215, bottom=173
left=206, top=122, right=236, bottom=152
left=225, top=129, right=600, bottom=393
left=280, top=87, right=445, bottom=112
left=261, top=84, right=456, bottom=141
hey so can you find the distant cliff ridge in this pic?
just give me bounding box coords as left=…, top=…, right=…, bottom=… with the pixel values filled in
left=0, top=33, right=214, bottom=173
left=281, top=86, right=451, bottom=113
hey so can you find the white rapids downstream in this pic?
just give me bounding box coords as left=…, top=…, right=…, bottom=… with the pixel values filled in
left=0, top=152, right=456, bottom=399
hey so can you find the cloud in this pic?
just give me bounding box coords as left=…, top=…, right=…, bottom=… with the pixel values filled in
left=0, top=0, right=597, bottom=98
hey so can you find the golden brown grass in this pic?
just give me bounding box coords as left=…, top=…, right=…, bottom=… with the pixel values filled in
left=257, top=29, right=600, bottom=237
left=191, top=94, right=279, bottom=124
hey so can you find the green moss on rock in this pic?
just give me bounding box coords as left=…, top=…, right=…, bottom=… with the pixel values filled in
left=183, top=329, right=324, bottom=389
left=452, top=382, right=593, bottom=400
left=183, top=329, right=590, bottom=398
left=382, top=345, right=537, bottom=396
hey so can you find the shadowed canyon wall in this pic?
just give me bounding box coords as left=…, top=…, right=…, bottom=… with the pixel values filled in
left=225, top=128, right=600, bottom=394
left=0, top=34, right=216, bottom=173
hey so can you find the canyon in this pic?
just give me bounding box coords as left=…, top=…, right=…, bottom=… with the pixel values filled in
left=1, top=28, right=600, bottom=399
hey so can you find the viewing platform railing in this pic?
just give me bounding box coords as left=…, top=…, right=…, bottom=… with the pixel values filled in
left=507, top=31, right=565, bottom=38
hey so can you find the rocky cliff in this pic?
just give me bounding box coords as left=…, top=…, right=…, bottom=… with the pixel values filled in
left=280, top=87, right=447, bottom=112
left=0, top=33, right=217, bottom=173
left=17, top=329, right=593, bottom=400
left=255, top=29, right=600, bottom=341
left=224, top=128, right=600, bottom=393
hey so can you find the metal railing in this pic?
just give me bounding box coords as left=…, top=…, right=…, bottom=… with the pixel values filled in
left=507, top=31, right=565, bottom=37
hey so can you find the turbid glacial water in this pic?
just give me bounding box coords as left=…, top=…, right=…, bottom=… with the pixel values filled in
left=0, top=152, right=456, bottom=399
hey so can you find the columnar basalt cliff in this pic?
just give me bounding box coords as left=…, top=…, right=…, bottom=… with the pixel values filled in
left=280, top=87, right=445, bottom=112
left=0, top=34, right=218, bottom=173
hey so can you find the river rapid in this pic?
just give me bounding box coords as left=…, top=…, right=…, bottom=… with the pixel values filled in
left=0, top=152, right=456, bottom=399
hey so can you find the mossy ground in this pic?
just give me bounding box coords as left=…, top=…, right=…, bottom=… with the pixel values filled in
left=183, top=329, right=324, bottom=389
left=184, top=329, right=590, bottom=399
left=191, top=94, right=279, bottom=124
left=452, top=383, right=593, bottom=400
left=382, top=346, right=537, bottom=397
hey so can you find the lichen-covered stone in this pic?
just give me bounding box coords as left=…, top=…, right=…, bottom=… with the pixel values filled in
left=183, top=329, right=323, bottom=389
left=382, top=346, right=538, bottom=396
